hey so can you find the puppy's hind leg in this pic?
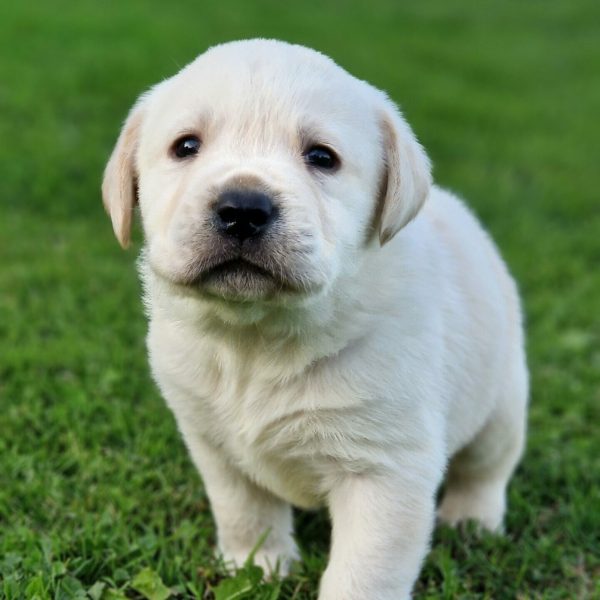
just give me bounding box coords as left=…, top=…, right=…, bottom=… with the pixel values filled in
left=438, top=360, right=528, bottom=532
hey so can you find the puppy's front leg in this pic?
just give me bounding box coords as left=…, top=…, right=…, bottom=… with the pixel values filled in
left=183, top=435, right=299, bottom=575
left=319, top=461, right=442, bottom=600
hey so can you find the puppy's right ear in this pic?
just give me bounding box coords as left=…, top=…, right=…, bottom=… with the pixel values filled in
left=102, top=99, right=146, bottom=249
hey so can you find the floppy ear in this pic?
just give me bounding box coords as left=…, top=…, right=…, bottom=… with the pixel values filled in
left=102, top=100, right=146, bottom=248
left=377, top=102, right=432, bottom=245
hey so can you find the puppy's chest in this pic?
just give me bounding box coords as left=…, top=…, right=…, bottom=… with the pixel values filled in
left=214, top=391, right=329, bottom=506
left=164, top=345, right=360, bottom=507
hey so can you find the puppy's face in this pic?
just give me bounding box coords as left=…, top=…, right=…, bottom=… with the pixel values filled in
left=103, top=40, right=431, bottom=306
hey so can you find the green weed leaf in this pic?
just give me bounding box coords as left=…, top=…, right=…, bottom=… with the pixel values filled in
left=213, top=565, right=264, bottom=600
left=87, top=581, right=106, bottom=600
left=131, top=567, right=171, bottom=600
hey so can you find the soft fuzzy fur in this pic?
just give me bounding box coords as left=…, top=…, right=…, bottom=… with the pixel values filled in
left=102, top=39, right=528, bottom=599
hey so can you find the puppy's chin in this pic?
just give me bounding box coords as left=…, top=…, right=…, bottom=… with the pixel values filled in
left=199, top=259, right=283, bottom=301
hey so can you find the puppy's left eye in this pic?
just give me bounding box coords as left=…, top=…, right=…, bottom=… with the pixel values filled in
left=303, top=145, right=339, bottom=170
left=172, top=135, right=201, bottom=158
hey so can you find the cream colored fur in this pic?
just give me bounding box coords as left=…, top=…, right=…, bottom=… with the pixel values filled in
left=102, top=39, right=528, bottom=599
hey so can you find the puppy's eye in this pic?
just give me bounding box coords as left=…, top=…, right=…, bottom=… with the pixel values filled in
left=304, top=145, right=339, bottom=170
left=172, top=135, right=201, bottom=158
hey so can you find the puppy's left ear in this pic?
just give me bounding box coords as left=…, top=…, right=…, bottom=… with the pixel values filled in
left=102, top=99, right=146, bottom=249
left=376, top=101, right=432, bottom=245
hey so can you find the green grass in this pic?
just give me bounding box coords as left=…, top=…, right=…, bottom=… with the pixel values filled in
left=1, top=1, right=599, bottom=598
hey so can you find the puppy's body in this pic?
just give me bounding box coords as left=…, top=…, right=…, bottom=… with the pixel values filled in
left=104, top=40, right=527, bottom=599
left=145, top=186, right=523, bottom=504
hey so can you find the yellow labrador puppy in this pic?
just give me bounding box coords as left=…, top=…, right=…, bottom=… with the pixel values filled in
left=103, top=39, right=528, bottom=599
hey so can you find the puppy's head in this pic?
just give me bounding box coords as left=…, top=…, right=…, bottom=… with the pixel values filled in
left=103, top=40, right=431, bottom=306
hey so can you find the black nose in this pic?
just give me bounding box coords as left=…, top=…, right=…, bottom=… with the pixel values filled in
left=214, top=189, right=275, bottom=240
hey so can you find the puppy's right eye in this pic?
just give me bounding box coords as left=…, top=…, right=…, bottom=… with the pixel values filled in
left=172, top=135, right=201, bottom=158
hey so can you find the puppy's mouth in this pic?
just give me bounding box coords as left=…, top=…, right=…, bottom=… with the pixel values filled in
left=149, top=232, right=326, bottom=303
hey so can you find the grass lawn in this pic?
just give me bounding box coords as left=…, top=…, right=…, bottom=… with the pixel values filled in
left=1, top=1, right=599, bottom=598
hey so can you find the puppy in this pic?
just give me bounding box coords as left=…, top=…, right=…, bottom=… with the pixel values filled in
left=102, top=39, right=528, bottom=599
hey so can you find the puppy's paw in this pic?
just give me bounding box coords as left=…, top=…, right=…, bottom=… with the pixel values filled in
left=437, top=485, right=505, bottom=533
left=220, top=541, right=300, bottom=578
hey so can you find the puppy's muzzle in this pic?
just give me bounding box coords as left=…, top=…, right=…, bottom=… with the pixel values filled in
left=214, top=189, right=277, bottom=241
